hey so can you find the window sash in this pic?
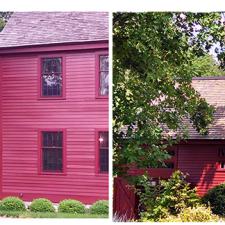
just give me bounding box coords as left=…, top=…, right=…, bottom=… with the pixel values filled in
left=41, top=57, right=63, bottom=97
left=42, top=148, right=62, bottom=172
left=100, top=148, right=108, bottom=172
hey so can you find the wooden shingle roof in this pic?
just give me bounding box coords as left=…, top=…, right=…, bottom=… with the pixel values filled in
left=188, top=77, right=225, bottom=139
left=167, top=76, right=225, bottom=139
left=0, top=12, right=108, bottom=48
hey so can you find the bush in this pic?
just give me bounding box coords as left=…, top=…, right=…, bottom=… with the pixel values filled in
left=159, top=170, right=200, bottom=214
left=90, top=200, right=108, bottom=215
left=0, top=197, right=26, bottom=212
left=29, top=198, right=55, bottom=212
left=179, top=205, right=219, bottom=222
left=158, top=206, right=219, bottom=222
left=202, top=183, right=225, bottom=216
left=58, top=199, right=85, bottom=214
left=137, top=170, right=199, bottom=221
left=158, top=214, right=182, bottom=222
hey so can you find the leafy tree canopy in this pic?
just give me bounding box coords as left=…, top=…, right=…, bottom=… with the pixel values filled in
left=0, top=12, right=13, bottom=31
left=191, top=54, right=225, bottom=76
left=113, top=12, right=225, bottom=178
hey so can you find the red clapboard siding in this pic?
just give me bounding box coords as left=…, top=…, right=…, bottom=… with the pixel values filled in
left=0, top=48, right=108, bottom=203
left=178, top=143, right=225, bottom=196
left=0, top=57, right=2, bottom=195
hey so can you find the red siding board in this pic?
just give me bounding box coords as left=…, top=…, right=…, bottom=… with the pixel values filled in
left=0, top=47, right=108, bottom=203
left=177, top=143, right=225, bottom=196
left=0, top=57, right=3, bottom=196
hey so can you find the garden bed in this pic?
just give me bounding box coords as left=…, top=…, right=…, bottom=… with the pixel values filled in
left=0, top=211, right=108, bottom=218
left=0, top=197, right=109, bottom=218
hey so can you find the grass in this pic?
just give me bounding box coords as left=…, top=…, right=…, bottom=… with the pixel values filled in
left=0, top=210, right=108, bottom=218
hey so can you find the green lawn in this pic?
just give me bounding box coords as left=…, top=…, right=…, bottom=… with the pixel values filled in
left=0, top=211, right=108, bottom=218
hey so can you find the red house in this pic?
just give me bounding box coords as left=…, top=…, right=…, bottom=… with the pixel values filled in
left=0, top=12, right=109, bottom=204
left=114, top=76, right=225, bottom=218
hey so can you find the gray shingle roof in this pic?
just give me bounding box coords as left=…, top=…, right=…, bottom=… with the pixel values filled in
left=188, top=77, right=225, bottom=139
left=166, top=77, right=225, bottom=139
left=0, top=12, right=108, bottom=48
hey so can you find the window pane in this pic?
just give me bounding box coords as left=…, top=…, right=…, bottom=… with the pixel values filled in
left=220, top=162, right=225, bottom=169
left=164, top=162, right=174, bottom=169
left=43, top=131, right=63, bottom=147
left=99, top=132, right=108, bottom=148
left=167, top=150, right=175, bottom=156
left=100, top=148, right=108, bottom=172
left=42, top=58, right=62, bottom=73
left=99, top=55, right=108, bottom=96
left=41, top=57, right=62, bottom=97
left=43, top=148, right=62, bottom=172
left=100, top=55, right=108, bottom=71
left=100, top=71, right=109, bottom=96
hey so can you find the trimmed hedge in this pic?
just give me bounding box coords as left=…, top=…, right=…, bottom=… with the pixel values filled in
left=58, top=199, right=85, bottom=214
left=202, top=183, right=225, bottom=216
left=0, top=197, right=26, bottom=212
left=29, top=198, right=55, bottom=212
left=90, top=200, right=108, bottom=215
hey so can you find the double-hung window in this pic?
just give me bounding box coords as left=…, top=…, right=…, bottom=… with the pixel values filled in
left=96, top=53, right=109, bottom=97
left=40, top=131, right=64, bottom=173
left=97, top=131, right=109, bottom=173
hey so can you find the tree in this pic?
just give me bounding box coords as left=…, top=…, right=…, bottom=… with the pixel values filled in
left=0, top=12, right=13, bottom=31
left=113, top=12, right=225, bottom=178
left=191, top=54, right=225, bottom=76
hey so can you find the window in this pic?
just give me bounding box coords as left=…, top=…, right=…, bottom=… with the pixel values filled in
left=98, top=131, right=109, bottom=173
left=217, top=147, right=225, bottom=169
left=163, top=148, right=177, bottom=169
left=41, top=57, right=63, bottom=97
left=220, top=162, right=225, bottom=169
left=41, top=131, right=63, bottom=172
left=97, top=54, right=109, bottom=97
left=149, top=147, right=177, bottom=169
left=218, top=147, right=225, bottom=157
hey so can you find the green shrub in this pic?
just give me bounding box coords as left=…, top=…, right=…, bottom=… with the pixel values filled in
left=158, top=214, right=182, bottom=222
left=29, top=198, right=55, bottom=212
left=202, top=183, right=225, bottom=216
left=179, top=205, right=219, bottom=222
left=137, top=170, right=199, bottom=221
left=160, top=170, right=200, bottom=214
left=58, top=199, right=85, bottom=214
left=90, top=200, right=108, bottom=215
left=0, top=197, right=26, bottom=212
left=159, top=206, right=219, bottom=222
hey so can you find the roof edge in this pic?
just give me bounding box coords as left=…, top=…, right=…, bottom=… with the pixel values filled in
left=0, top=40, right=108, bottom=54
left=0, top=39, right=108, bottom=50
left=192, top=76, right=225, bottom=80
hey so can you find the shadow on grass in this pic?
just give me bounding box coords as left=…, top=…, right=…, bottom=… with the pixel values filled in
left=0, top=211, right=108, bottom=218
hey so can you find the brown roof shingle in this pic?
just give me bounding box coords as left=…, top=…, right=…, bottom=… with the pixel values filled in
left=179, top=76, right=225, bottom=139
left=0, top=12, right=108, bottom=48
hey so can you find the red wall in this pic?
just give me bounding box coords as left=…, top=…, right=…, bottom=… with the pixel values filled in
left=0, top=46, right=108, bottom=203
left=178, top=143, right=225, bottom=196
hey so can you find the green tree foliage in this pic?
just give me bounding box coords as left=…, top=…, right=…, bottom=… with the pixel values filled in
left=0, top=12, right=12, bottom=31
left=191, top=54, right=225, bottom=76
left=113, top=12, right=225, bottom=177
